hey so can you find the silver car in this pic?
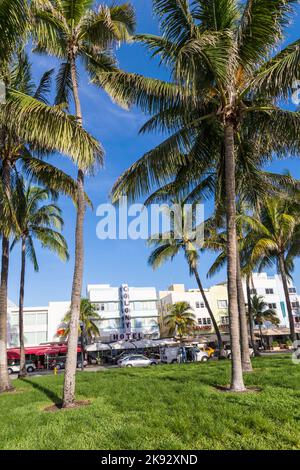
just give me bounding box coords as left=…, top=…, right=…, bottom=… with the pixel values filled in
left=119, top=354, right=158, bottom=368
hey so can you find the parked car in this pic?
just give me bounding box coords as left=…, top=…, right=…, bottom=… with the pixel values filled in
left=198, top=345, right=215, bottom=358
left=49, top=359, right=87, bottom=370
left=112, top=351, right=133, bottom=364
left=118, top=355, right=158, bottom=368
left=213, top=346, right=255, bottom=359
left=226, top=348, right=255, bottom=359
left=160, top=346, right=209, bottom=364
left=8, top=361, right=36, bottom=375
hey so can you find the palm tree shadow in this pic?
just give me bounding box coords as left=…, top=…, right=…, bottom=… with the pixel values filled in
left=21, top=378, right=62, bottom=406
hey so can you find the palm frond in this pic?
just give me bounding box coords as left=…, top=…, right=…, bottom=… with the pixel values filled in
left=1, top=89, right=104, bottom=170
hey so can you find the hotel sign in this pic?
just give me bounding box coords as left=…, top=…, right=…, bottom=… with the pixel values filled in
left=120, top=284, right=131, bottom=334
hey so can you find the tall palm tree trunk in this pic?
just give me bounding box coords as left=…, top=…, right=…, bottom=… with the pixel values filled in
left=62, top=53, right=85, bottom=408
left=246, top=276, right=259, bottom=356
left=192, top=266, right=225, bottom=357
left=0, top=160, right=13, bottom=392
left=278, top=254, right=296, bottom=342
left=259, top=324, right=265, bottom=349
left=236, top=255, right=252, bottom=372
left=224, top=122, right=245, bottom=391
left=18, top=236, right=26, bottom=378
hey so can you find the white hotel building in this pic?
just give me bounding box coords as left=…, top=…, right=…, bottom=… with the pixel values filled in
left=7, top=272, right=300, bottom=348
left=159, top=273, right=300, bottom=333
left=7, top=284, right=159, bottom=347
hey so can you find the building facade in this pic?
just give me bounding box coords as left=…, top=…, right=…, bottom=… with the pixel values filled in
left=159, top=273, right=300, bottom=335
left=7, top=272, right=300, bottom=348
left=87, top=284, right=160, bottom=342
left=7, top=284, right=160, bottom=347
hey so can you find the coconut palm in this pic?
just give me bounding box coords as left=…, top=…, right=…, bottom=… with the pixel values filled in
left=204, top=212, right=253, bottom=372
left=62, top=298, right=101, bottom=341
left=243, top=197, right=300, bottom=342
left=99, top=0, right=300, bottom=391
left=0, top=52, right=102, bottom=393
left=164, top=301, right=196, bottom=341
left=0, top=0, right=28, bottom=63
left=61, top=298, right=101, bottom=365
left=31, top=0, right=135, bottom=407
left=10, top=179, right=69, bottom=377
left=250, top=295, right=280, bottom=349
left=147, top=194, right=225, bottom=355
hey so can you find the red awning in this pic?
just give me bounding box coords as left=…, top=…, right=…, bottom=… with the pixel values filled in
left=7, top=344, right=81, bottom=358
left=7, top=349, right=20, bottom=359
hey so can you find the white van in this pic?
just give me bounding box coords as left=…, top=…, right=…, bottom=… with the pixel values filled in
left=160, top=346, right=209, bottom=364
left=8, top=361, right=36, bottom=375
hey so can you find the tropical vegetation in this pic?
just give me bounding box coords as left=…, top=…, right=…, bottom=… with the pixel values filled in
left=163, top=301, right=196, bottom=340
left=0, top=0, right=300, bottom=412
left=31, top=0, right=135, bottom=407
left=249, top=295, right=280, bottom=348
left=10, top=179, right=69, bottom=377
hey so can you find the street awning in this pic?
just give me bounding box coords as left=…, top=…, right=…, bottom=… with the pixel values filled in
left=86, top=342, right=111, bottom=352
left=7, top=344, right=81, bottom=358
left=109, top=341, right=137, bottom=350
left=7, top=349, right=20, bottom=359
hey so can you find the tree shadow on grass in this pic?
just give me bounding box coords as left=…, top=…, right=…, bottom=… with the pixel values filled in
left=20, top=378, right=62, bottom=406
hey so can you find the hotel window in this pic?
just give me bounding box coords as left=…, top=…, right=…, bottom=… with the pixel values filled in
left=289, top=287, right=297, bottom=294
left=291, top=301, right=300, bottom=308
left=218, top=300, right=228, bottom=309
left=268, top=303, right=277, bottom=309
left=107, top=302, right=118, bottom=312
left=207, top=318, right=211, bottom=325
left=24, top=314, right=36, bottom=326
left=198, top=318, right=202, bottom=325
left=265, top=288, right=274, bottom=295
left=196, top=302, right=205, bottom=309
left=10, top=314, right=19, bottom=326
left=221, top=316, right=229, bottom=325
left=36, top=312, right=47, bottom=326
left=250, top=288, right=257, bottom=295
left=36, top=331, right=47, bottom=344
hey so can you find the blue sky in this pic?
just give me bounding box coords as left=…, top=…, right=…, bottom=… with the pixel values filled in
left=8, top=1, right=300, bottom=306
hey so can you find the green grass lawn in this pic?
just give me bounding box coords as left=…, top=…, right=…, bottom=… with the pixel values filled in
left=0, top=356, right=299, bottom=450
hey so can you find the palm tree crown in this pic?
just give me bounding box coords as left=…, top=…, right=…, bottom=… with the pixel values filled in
left=10, top=180, right=69, bottom=267
left=250, top=295, right=280, bottom=327
left=164, top=301, right=196, bottom=340
left=62, top=298, right=101, bottom=341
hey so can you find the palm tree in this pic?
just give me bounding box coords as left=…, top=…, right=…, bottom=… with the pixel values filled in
left=164, top=301, right=196, bottom=341
left=250, top=295, right=280, bottom=349
left=61, top=298, right=101, bottom=366
left=0, top=54, right=102, bottom=393
left=0, top=0, right=28, bottom=63
left=99, top=0, right=300, bottom=391
left=31, top=0, right=135, bottom=407
left=10, top=179, right=69, bottom=377
left=147, top=195, right=225, bottom=356
left=243, top=197, right=300, bottom=343
left=204, top=212, right=252, bottom=372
